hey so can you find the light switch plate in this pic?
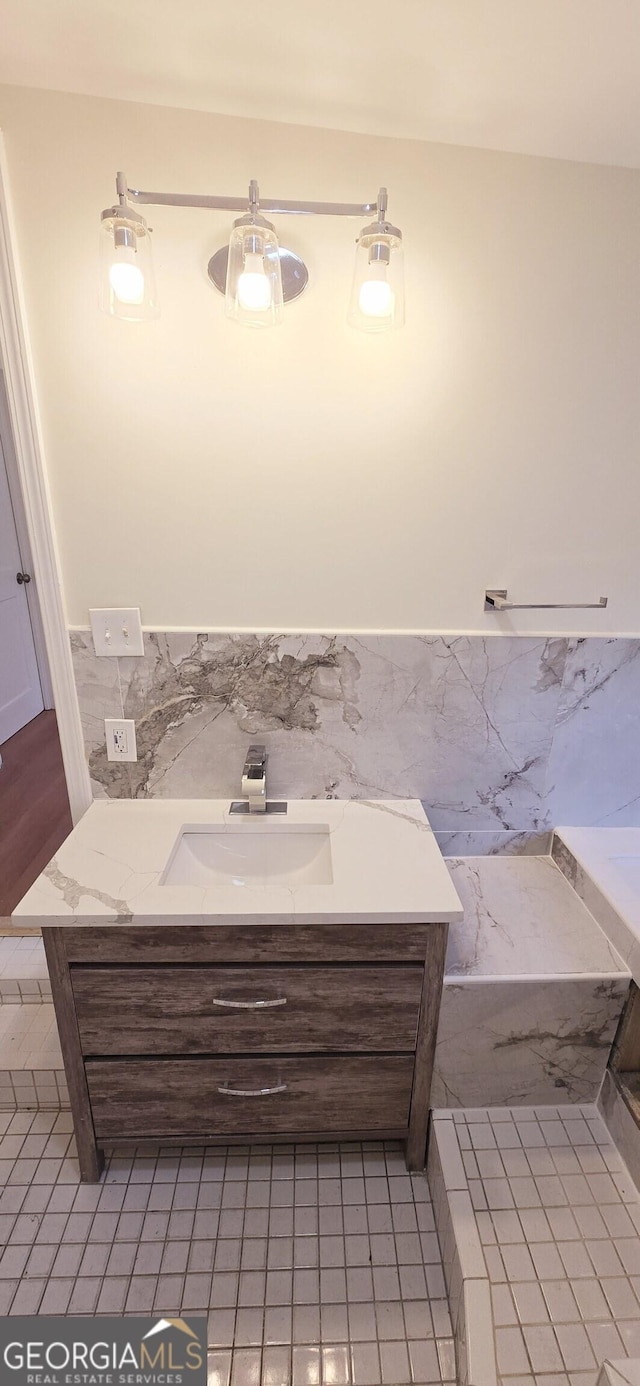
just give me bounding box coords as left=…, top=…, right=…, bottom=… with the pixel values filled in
left=90, top=607, right=144, bottom=657
left=105, top=718, right=138, bottom=762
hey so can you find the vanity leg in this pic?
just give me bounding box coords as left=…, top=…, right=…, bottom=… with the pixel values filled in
left=42, top=928, right=104, bottom=1183
left=406, top=922, right=448, bottom=1172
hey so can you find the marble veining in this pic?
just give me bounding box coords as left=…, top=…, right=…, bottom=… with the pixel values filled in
left=432, top=977, right=628, bottom=1107
left=546, top=637, right=640, bottom=827
left=432, top=849, right=629, bottom=1109
left=444, top=856, right=627, bottom=978
left=550, top=833, right=579, bottom=887
left=43, top=859, right=133, bottom=922
left=72, top=631, right=575, bottom=831
left=14, top=798, right=463, bottom=926
left=71, top=631, right=640, bottom=832
left=435, top=830, right=552, bottom=856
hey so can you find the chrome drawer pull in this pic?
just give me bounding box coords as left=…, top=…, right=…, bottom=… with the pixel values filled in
left=212, top=997, right=287, bottom=1010
left=217, top=1084, right=287, bottom=1097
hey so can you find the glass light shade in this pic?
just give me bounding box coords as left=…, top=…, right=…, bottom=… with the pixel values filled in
left=100, top=215, right=158, bottom=321
left=348, top=230, right=404, bottom=333
left=225, top=220, right=283, bottom=327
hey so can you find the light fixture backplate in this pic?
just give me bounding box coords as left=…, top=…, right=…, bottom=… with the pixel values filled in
left=207, top=245, right=309, bottom=303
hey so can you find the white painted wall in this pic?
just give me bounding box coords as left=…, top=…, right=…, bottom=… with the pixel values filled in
left=0, top=84, right=638, bottom=634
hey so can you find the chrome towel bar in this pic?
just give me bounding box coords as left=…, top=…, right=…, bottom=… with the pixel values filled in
left=485, top=589, right=608, bottom=612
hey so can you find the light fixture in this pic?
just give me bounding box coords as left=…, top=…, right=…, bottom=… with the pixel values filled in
left=99, top=174, right=404, bottom=331
left=223, top=181, right=283, bottom=328
left=99, top=173, right=158, bottom=321
left=348, top=188, right=404, bottom=333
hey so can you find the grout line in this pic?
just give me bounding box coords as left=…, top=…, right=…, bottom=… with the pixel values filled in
left=434, top=1103, right=640, bottom=1386
left=0, top=1131, right=457, bottom=1382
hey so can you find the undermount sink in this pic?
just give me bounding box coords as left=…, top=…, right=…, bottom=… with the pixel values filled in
left=161, top=822, right=334, bottom=888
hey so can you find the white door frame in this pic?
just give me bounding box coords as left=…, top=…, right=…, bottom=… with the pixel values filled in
left=0, top=370, right=53, bottom=710
left=0, top=133, right=91, bottom=822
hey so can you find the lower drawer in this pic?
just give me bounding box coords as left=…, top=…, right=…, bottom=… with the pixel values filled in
left=86, top=1055, right=414, bottom=1140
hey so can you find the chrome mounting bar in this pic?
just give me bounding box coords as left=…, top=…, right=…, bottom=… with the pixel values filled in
left=119, top=173, right=379, bottom=219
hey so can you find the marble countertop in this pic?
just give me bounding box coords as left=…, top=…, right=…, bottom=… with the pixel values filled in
left=444, top=855, right=628, bottom=979
left=13, top=798, right=463, bottom=927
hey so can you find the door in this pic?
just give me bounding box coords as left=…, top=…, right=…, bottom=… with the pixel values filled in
left=0, top=431, right=43, bottom=744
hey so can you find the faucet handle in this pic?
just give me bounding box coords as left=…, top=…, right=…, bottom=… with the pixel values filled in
left=245, top=744, right=267, bottom=765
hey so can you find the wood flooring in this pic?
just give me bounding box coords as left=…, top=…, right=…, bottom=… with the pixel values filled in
left=0, top=711, right=72, bottom=918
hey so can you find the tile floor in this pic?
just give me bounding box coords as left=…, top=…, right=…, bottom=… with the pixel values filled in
left=0, top=936, right=50, bottom=1003
left=0, top=1002, right=67, bottom=1110
left=0, top=1116, right=455, bottom=1386
left=3, top=1099, right=640, bottom=1385
left=450, top=1104, right=640, bottom=1386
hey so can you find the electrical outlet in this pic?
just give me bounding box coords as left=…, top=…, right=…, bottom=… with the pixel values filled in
left=90, top=608, right=144, bottom=657
left=105, top=718, right=137, bottom=762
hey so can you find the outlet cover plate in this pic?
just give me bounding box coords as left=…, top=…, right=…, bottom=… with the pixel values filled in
left=90, top=607, right=144, bottom=657
left=105, top=718, right=138, bottom=762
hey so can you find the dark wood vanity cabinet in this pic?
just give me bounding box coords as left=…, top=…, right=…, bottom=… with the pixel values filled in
left=43, top=921, right=448, bottom=1182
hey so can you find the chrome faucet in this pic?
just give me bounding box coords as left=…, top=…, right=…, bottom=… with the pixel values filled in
left=229, top=745, right=286, bottom=815
left=241, top=745, right=268, bottom=813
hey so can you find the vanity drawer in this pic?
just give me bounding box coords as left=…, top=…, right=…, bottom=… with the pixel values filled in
left=72, top=965, right=423, bottom=1054
left=86, top=1055, right=414, bottom=1140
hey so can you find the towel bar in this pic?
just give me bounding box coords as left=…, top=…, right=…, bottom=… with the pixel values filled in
left=484, top=590, right=608, bottom=612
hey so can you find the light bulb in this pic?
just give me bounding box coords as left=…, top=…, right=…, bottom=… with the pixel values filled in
left=109, top=259, right=145, bottom=305
left=237, top=252, right=272, bottom=312
left=358, top=263, right=394, bottom=318
left=100, top=196, right=157, bottom=320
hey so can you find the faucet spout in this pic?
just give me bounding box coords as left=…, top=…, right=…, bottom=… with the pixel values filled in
left=241, top=745, right=267, bottom=813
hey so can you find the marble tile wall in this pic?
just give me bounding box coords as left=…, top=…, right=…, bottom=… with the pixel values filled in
left=70, top=632, right=640, bottom=835
left=432, top=978, right=628, bottom=1108
left=433, top=855, right=629, bottom=1108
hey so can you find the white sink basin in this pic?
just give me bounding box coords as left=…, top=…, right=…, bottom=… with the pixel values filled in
left=161, top=822, right=334, bottom=888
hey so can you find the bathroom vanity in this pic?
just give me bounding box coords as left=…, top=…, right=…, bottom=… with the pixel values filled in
left=15, top=799, right=462, bottom=1182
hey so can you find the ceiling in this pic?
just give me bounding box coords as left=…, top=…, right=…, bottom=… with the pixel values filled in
left=1, top=0, right=639, bottom=168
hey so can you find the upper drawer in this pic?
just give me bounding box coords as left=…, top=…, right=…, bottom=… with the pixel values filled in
left=72, top=964, right=423, bottom=1055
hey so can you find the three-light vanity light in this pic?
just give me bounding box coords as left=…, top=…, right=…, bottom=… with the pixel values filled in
left=99, top=173, right=404, bottom=332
